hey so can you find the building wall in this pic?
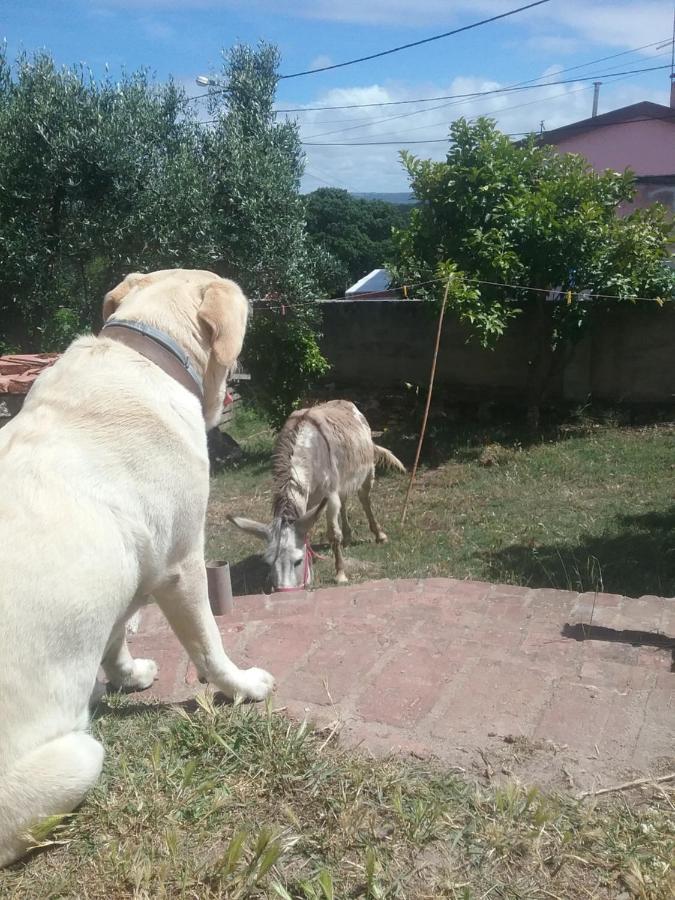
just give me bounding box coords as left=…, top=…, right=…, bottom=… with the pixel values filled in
left=632, top=180, right=675, bottom=212
left=553, top=119, right=675, bottom=177
left=320, top=300, right=675, bottom=404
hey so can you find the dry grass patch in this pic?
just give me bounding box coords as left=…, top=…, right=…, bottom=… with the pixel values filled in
left=1, top=697, right=672, bottom=899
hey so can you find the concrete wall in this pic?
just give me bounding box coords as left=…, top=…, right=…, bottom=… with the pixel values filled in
left=319, top=300, right=675, bottom=404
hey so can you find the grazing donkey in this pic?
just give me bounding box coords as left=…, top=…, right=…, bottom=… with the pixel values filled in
left=229, top=400, right=405, bottom=589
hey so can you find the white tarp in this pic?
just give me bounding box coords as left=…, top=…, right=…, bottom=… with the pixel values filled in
left=345, top=268, right=391, bottom=296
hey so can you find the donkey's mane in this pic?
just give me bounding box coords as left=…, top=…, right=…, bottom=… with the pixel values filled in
left=271, top=410, right=310, bottom=520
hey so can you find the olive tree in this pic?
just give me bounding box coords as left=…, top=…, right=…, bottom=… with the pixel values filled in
left=0, top=43, right=328, bottom=424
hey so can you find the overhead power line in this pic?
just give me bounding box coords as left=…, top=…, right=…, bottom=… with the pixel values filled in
left=289, top=62, right=671, bottom=126
left=301, top=110, right=675, bottom=146
left=302, top=62, right=671, bottom=140
left=322, top=79, right=599, bottom=144
left=189, top=36, right=668, bottom=108
left=276, top=41, right=669, bottom=114
left=277, top=0, right=553, bottom=79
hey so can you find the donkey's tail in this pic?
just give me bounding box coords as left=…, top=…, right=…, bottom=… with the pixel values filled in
left=373, top=444, right=406, bottom=474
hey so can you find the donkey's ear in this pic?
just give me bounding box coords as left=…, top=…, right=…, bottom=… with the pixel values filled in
left=227, top=514, right=270, bottom=542
left=295, top=498, right=327, bottom=536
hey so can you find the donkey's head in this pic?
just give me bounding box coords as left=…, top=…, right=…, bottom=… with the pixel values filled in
left=228, top=500, right=326, bottom=591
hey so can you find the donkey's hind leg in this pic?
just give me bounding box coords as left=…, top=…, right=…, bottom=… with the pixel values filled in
left=326, top=492, right=348, bottom=584
left=339, top=496, right=353, bottom=546
left=358, top=469, right=387, bottom=543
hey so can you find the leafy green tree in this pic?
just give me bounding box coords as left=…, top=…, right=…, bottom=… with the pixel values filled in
left=198, top=42, right=330, bottom=424
left=305, top=188, right=411, bottom=296
left=0, top=43, right=328, bottom=424
left=0, top=49, right=207, bottom=349
left=394, top=117, right=675, bottom=426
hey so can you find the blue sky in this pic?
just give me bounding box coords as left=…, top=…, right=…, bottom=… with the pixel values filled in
left=2, top=1, right=674, bottom=191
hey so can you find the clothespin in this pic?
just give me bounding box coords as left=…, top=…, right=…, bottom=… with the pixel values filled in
left=402, top=285, right=408, bottom=299
left=655, top=297, right=664, bottom=307
left=565, top=290, right=572, bottom=306
left=281, top=303, right=286, bottom=316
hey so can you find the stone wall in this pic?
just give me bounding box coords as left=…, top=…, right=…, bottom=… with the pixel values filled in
left=319, top=300, right=675, bottom=404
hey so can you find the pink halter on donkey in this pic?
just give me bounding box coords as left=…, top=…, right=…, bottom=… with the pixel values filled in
left=275, top=535, right=324, bottom=591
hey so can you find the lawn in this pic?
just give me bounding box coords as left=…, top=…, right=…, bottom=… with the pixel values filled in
left=1, top=696, right=672, bottom=899
left=208, top=403, right=674, bottom=599
left=2, top=402, right=673, bottom=898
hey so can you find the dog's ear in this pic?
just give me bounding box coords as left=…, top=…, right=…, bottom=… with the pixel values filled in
left=198, top=280, right=248, bottom=368
left=102, top=273, right=150, bottom=322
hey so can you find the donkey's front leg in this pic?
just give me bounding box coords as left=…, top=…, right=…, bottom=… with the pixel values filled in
left=326, top=493, right=348, bottom=584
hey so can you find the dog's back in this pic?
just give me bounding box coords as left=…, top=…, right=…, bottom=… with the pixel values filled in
left=0, top=269, right=273, bottom=869
left=0, top=331, right=206, bottom=865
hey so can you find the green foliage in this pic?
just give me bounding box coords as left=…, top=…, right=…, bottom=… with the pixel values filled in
left=436, top=260, right=516, bottom=346
left=244, top=308, right=330, bottom=429
left=304, top=188, right=411, bottom=296
left=395, top=118, right=674, bottom=337
left=201, top=43, right=330, bottom=422
left=0, top=43, right=328, bottom=423
left=0, top=50, right=203, bottom=347
left=393, top=118, right=675, bottom=421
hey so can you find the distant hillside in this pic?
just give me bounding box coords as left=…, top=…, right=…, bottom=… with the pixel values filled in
left=353, top=191, right=416, bottom=204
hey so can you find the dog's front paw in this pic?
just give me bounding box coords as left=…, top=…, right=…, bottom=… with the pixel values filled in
left=111, top=658, right=158, bottom=692
left=131, top=658, right=158, bottom=690
left=235, top=667, right=276, bottom=702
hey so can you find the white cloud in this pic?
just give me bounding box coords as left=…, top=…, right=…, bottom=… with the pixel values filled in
left=288, top=0, right=673, bottom=53
left=549, top=2, right=672, bottom=50
left=296, top=73, right=669, bottom=192
left=139, top=17, right=175, bottom=41
left=514, top=35, right=582, bottom=56
left=309, top=54, right=333, bottom=70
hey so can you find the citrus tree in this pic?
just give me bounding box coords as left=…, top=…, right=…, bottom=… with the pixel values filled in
left=393, top=118, right=675, bottom=426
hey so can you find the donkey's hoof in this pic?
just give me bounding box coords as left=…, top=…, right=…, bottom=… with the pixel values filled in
left=335, top=571, right=349, bottom=585
left=376, top=532, right=388, bottom=544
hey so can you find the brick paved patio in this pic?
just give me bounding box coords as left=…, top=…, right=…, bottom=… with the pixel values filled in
left=127, top=578, right=674, bottom=791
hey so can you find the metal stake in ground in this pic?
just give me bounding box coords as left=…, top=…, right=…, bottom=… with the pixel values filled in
left=400, top=275, right=452, bottom=525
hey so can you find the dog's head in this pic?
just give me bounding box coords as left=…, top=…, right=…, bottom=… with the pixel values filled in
left=103, top=269, right=248, bottom=428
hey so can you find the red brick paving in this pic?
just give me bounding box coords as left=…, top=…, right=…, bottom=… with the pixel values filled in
left=127, top=579, right=675, bottom=791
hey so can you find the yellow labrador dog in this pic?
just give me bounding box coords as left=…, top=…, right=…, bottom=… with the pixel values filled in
left=0, top=269, right=275, bottom=867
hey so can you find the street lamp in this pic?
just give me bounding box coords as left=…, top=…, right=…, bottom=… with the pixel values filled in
left=196, top=75, right=226, bottom=87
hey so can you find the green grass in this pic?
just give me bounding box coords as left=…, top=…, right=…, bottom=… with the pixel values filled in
left=3, top=402, right=672, bottom=897
left=209, top=404, right=674, bottom=598
left=2, top=696, right=672, bottom=899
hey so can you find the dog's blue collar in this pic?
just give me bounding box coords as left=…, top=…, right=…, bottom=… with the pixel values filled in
left=101, top=318, right=204, bottom=397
